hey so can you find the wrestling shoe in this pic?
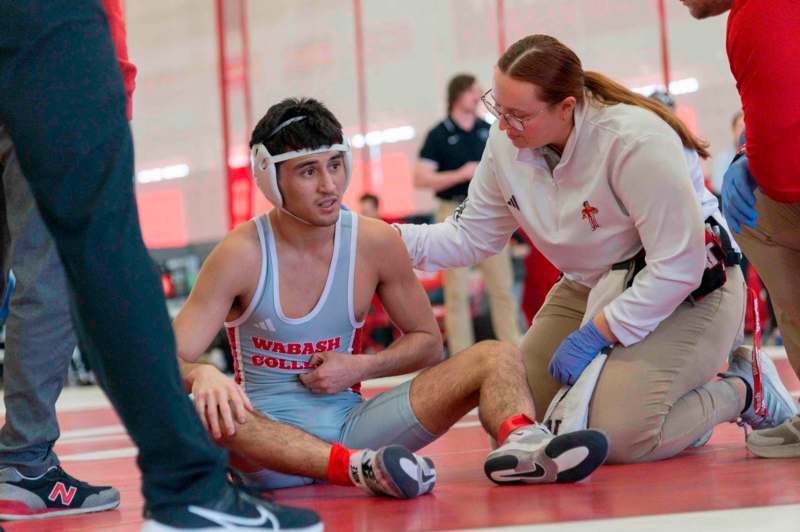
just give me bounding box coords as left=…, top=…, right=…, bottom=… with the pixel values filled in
left=484, top=423, right=608, bottom=484
left=141, top=482, right=322, bottom=531
left=747, top=414, right=800, bottom=458
left=719, top=346, right=798, bottom=430
left=349, top=445, right=435, bottom=499
left=0, top=465, right=119, bottom=520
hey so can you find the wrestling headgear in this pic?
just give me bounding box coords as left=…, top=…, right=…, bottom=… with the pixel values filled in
left=250, top=116, right=352, bottom=208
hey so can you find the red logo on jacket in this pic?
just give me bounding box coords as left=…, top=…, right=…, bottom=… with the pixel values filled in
left=581, top=201, right=600, bottom=231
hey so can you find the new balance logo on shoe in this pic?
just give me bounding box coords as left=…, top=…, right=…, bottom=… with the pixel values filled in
left=48, top=482, right=77, bottom=505
left=507, top=195, right=520, bottom=210
left=0, top=466, right=120, bottom=520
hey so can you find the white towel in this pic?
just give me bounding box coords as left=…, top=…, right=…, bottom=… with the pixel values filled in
left=543, top=353, right=607, bottom=434
left=541, top=264, right=632, bottom=434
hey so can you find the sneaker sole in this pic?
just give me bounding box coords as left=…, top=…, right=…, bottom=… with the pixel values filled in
left=747, top=440, right=800, bottom=459
left=550, top=430, right=609, bottom=483
left=141, top=521, right=323, bottom=532
left=376, top=445, right=433, bottom=499
left=484, top=429, right=609, bottom=485
left=0, top=499, right=120, bottom=520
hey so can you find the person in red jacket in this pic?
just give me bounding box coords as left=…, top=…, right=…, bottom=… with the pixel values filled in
left=683, top=0, right=800, bottom=458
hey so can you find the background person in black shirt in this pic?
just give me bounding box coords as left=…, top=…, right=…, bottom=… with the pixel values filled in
left=414, top=74, right=521, bottom=354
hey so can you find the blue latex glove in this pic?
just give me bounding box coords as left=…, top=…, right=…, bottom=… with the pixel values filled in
left=721, top=154, right=758, bottom=234
left=549, top=321, right=612, bottom=386
left=0, top=270, right=15, bottom=326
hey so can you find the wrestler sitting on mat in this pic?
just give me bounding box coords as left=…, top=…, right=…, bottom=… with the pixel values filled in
left=173, top=97, right=609, bottom=498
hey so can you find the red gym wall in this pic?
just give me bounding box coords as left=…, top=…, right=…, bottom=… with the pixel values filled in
left=130, top=0, right=740, bottom=249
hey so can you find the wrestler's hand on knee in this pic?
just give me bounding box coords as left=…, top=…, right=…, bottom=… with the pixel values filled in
left=549, top=320, right=613, bottom=386
left=299, top=352, right=364, bottom=394
left=191, top=365, right=253, bottom=439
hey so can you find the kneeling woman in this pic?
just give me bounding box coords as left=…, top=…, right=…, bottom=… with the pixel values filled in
left=398, top=34, right=797, bottom=463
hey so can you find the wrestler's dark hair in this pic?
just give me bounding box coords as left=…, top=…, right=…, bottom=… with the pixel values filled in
left=250, top=98, right=343, bottom=156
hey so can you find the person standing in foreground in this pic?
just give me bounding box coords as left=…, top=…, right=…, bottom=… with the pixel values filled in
left=398, top=34, right=797, bottom=464
left=0, top=1, right=321, bottom=530
left=0, top=0, right=135, bottom=520
left=682, top=0, right=800, bottom=459
left=415, top=74, right=522, bottom=355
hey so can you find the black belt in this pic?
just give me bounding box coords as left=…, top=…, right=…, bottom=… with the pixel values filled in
left=705, top=216, right=741, bottom=267
left=611, top=216, right=740, bottom=297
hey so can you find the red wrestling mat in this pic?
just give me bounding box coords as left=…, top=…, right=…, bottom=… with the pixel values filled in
left=3, top=360, right=799, bottom=532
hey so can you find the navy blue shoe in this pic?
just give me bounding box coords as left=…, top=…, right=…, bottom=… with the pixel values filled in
left=141, top=483, right=322, bottom=531
left=0, top=465, right=119, bottom=520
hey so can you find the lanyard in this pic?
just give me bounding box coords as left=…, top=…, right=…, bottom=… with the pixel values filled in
left=749, top=287, right=766, bottom=417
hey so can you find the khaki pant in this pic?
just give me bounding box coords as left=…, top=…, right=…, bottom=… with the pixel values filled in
left=436, top=200, right=521, bottom=354
left=735, top=190, right=800, bottom=378
left=522, top=267, right=746, bottom=464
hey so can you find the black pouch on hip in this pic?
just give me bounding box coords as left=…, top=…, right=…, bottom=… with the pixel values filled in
left=690, top=224, right=728, bottom=301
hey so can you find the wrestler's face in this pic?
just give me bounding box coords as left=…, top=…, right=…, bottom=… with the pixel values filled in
left=491, top=67, right=576, bottom=151
left=278, top=150, right=345, bottom=227
left=680, top=0, right=733, bottom=19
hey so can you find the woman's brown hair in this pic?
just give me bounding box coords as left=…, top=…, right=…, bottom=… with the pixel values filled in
left=497, top=34, right=710, bottom=159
